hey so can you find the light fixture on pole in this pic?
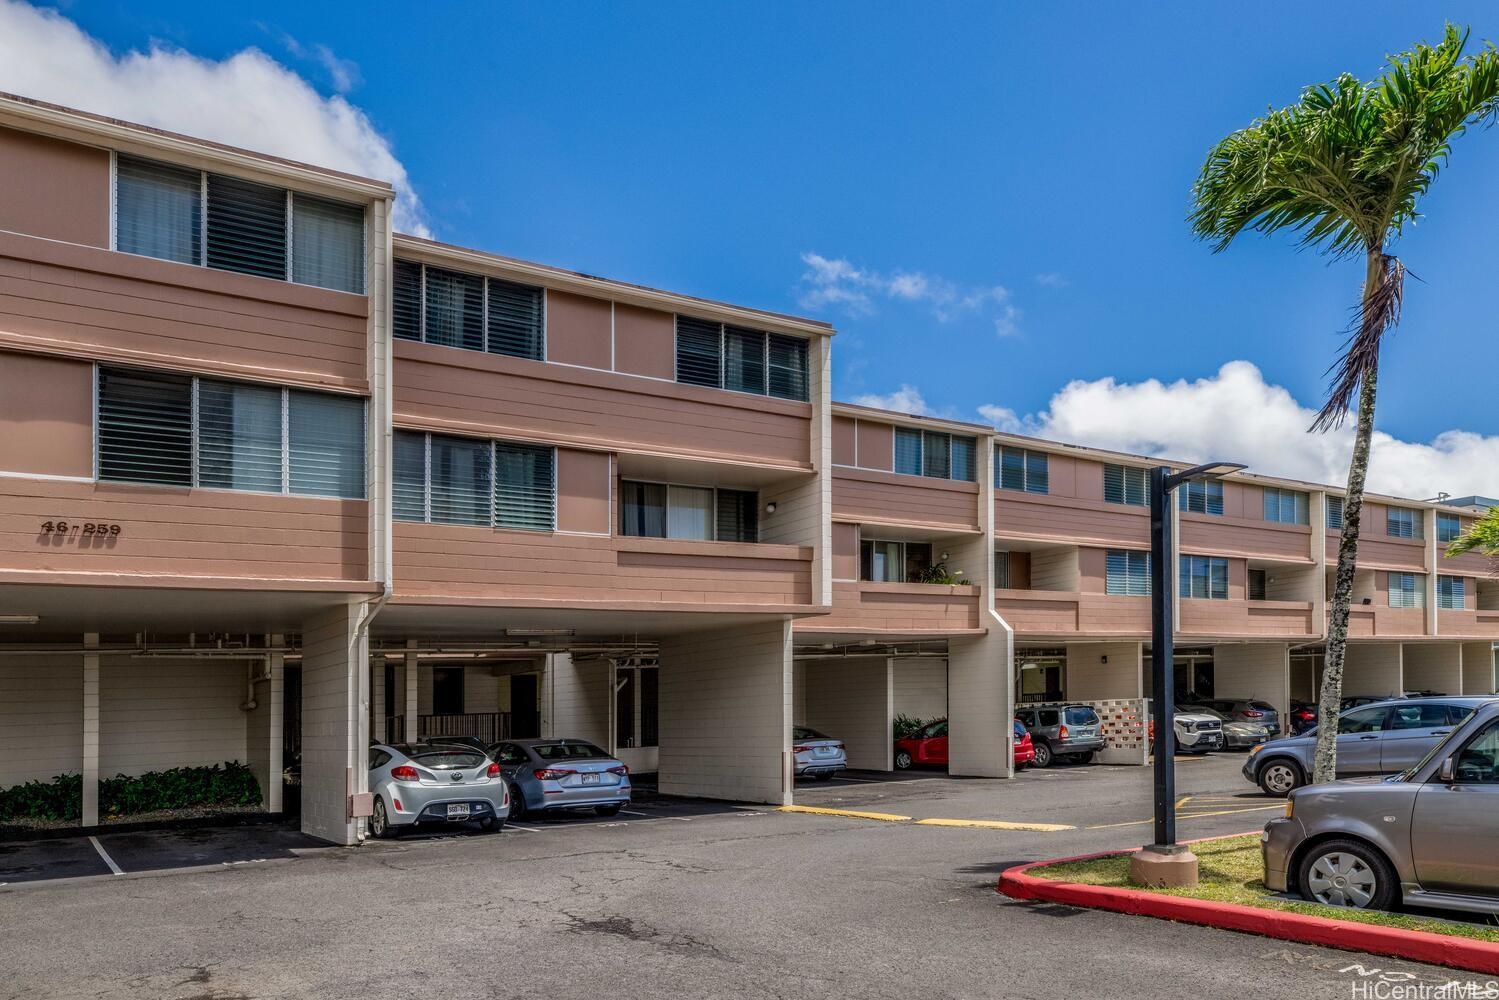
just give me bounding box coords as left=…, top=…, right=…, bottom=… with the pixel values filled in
left=1129, top=461, right=1245, bottom=889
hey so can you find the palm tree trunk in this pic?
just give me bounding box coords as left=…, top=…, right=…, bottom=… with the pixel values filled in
left=1312, top=251, right=1384, bottom=785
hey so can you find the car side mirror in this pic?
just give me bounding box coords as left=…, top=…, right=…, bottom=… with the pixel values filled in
left=1440, top=758, right=1456, bottom=783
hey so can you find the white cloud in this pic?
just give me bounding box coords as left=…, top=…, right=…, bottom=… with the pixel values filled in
left=1034, top=272, right=1067, bottom=288
left=798, top=252, right=1019, bottom=334
left=0, top=1, right=429, bottom=236
left=850, top=384, right=939, bottom=417
left=980, top=360, right=1499, bottom=499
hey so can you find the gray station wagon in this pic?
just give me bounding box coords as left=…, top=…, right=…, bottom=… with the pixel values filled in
left=1263, top=699, right=1499, bottom=914
left=1015, top=705, right=1105, bottom=768
left=1243, top=697, right=1493, bottom=796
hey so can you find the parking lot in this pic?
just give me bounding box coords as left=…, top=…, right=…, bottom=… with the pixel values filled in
left=2, top=752, right=1471, bottom=999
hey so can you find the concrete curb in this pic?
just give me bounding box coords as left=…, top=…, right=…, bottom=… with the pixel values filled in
left=997, top=844, right=1499, bottom=976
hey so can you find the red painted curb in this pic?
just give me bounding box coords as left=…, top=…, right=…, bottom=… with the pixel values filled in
left=998, top=849, right=1499, bottom=976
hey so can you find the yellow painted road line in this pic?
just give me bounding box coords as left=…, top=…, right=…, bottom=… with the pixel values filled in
left=915, top=818, right=1074, bottom=833
left=1084, top=803, right=1285, bottom=830
left=1176, top=795, right=1192, bottom=808
left=778, top=805, right=912, bottom=822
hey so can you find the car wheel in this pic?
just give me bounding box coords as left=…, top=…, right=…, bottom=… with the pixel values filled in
left=1032, top=741, right=1053, bottom=768
left=1073, top=750, right=1097, bottom=765
left=894, top=750, right=913, bottom=770
left=370, top=797, right=394, bottom=839
left=1257, top=759, right=1303, bottom=797
left=595, top=803, right=623, bottom=817
left=508, top=783, right=527, bottom=821
left=1298, top=839, right=1396, bottom=911
left=478, top=816, right=503, bottom=833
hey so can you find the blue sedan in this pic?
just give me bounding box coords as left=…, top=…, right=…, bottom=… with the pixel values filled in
left=491, top=738, right=632, bottom=820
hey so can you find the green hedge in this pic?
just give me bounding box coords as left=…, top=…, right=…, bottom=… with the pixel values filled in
left=0, top=761, right=261, bottom=823
left=893, top=714, right=930, bottom=740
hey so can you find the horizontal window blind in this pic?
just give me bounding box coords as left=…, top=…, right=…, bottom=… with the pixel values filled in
left=1326, top=495, right=1345, bottom=530
left=486, top=278, right=545, bottom=360
left=1105, top=550, right=1150, bottom=596
left=724, top=326, right=767, bottom=394
left=206, top=173, right=287, bottom=279
left=97, top=368, right=194, bottom=486
left=1178, top=479, right=1224, bottom=515
left=994, top=552, right=1010, bottom=589
left=1437, top=513, right=1462, bottom=543
left=1263, top=487, right=1309, bottom=524
left=287, top=392, right=366, bottom=498
left=950, top=437, right=977, bottom=483
left=922, top=431, right=952, bottom=479
left=767, top=334, right=809, bottom=401
left=1389, top=572, right=1424, bottom=608
left=894, top=428, right=923, bottom=476
left=115, top=155, right=201, bottom=265
left=291, top=194, right=365, bottom=294
left=429, top=435, right=492, bottom=526
left=494, top=443, right=556, bottom=531
left=392, top=431, right=428, bottom=521
left=424, top=266, right=485, bottom=351
left=196, top=380, right=283, bottom=493
left=675, top=316, right=722, bottom=388
left=1387, top=507, right=1421, bottom=539
left=1437, top=575, right=1465, bottom=610
left=1103, top=464, right=1148, bottom=506
left=1179, top=555, right=1228, bottom=599
left=393, top=259, right=424, bottom=341
left=715, top=489, right=759, bottom=543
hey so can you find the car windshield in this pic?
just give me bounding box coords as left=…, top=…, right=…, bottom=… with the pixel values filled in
left=1064, top=707, right=1098, bottom=726
left=406, top=749, right=483, bottom=769
left=1193, top=708, right=1230, bottom=721
left=532, top=741, right=611, bottom=761
left=792, top=727, right=829, bottom=741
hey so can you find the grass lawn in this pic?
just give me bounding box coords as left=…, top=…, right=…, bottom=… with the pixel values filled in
left=1035, top=834, right=1499, bottom=944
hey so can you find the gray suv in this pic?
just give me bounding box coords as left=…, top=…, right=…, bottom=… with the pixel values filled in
left=1015, top=705, right=1106, bottom=768
left=1263, top=700, right=1499, bottom=914
left=1243, top=697, right=1490, bottom=796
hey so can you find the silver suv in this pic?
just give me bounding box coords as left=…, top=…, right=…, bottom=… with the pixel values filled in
left=1242, top=697, right=1489, bottom=796
left=1263, top=700, right=1499, bottom=914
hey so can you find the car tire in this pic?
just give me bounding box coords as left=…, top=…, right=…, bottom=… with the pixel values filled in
left=894, top=750, right=913, bottom=770
left=1256, top=758, right=1304, bottom=797
left=1073, top=750, right=1097, bottom=765
left=1032, top=741, right=1054, bottom=768
left=370, top=796, right=395, bottom=839
left=1297, top=839, right=1397, bottom=911
left=595, top=803, right=624, bottom=817
left=508, top=783, right=527, bottom=821
left=479, top=816, right=503, bottom=833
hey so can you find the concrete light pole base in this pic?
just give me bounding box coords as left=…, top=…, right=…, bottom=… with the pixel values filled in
left=1128, top=844, right=1199, bottom=888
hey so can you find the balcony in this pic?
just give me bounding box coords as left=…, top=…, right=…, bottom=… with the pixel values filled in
left=833, top=468, right=980, bottom=534
left=1436, top=609, right=1499, bottom=639
left=1342, top=605, right=1427, bottom=638
left=1179, top=512, right=1313, bottom=563
left=1178, top=599, right=1317, bottom=639
left=796, top=581, right=982, bottom=636
left=995, top=589, right=1149, bottom=639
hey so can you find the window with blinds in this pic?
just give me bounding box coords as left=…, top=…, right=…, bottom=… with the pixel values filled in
left=997, top=447, right=1048, bottom=493
left=922, top=431, right=952, bottom=479
left=390, top=431, right=555, bottom=531
left=487, top=278, right=545, bottom=359
left=113, top=154, right=365, bottom=292
left=1179, top=555, right=1228, bottom=599
left=1437, top=575, right=1465, bottom=610
left=1105, top=550, right=1151, bottom=596
left=97, top=366, right=365, bottom=498
left=424, top=266, right=485, bottom=351
left=1326, top=495, right=1345, bottom=530
left=1389, top=572, right=1425, bottom=608
left=994, top=551, right=1010, bottom=589
left=673, top=317, right=809, bottom=401
left=1178, top=478, right=1225, bottom=516
left=891, top=428, right=975, bottom=482
left=894, top=428, right=923, bottom=476
left=1387, top=507, right=1422, bottom=539
left=950, top=437, right=977, bottom=483
left=1262, top=487, right=1309, bottom=524
left=1437, top=512, right=1462, bottom=543
left=1103, top=464, right=1148, bottom=506
left=619, top=481, right=759, bottom=542
left=292, top=194, right=365, bottom=293
left=1249, top=568, right=1267, bottom=601
left=393, top=259, right=424, bottom=342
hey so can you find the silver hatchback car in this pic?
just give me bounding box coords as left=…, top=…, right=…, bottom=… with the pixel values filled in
left=368, top=742, right=509, bottom=838
left=1263, top=700, right=1499, bottom=914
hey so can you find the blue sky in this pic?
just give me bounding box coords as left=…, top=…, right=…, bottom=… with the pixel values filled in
left=7, top=2, right=1499, bottom=495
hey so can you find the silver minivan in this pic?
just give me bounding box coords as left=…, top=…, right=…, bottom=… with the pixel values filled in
left=1263, top=700, right=1499, bottom=914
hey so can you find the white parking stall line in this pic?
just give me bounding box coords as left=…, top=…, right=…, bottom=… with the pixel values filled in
left=88, top=836, right=124, bottom=876
left=505, top=822, right=550, bottom=833
left=619, top=809, right=651, bottom=817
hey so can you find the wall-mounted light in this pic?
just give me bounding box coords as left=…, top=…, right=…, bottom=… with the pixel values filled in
left=940, top=551, right=950, bottom=562
left=1101, top=655, right=1109, bottom=664
left=764, top=501, right=778, bottom=515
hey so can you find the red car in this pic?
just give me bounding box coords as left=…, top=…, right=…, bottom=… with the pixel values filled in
left=893, top=718, right=1035, bottom=770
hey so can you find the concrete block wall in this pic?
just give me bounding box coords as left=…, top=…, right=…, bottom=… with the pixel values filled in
left=300, top=603, right=366, bottom=846
left=657, top=618, right=791, bottom=803
left=1211, top=643, right=1291, bottom=721
left=1343, top=642, right=1403, bottom=699
left=1065, top=642, right=1143, bottom=701
left=947, top=631, right=1010, bottom=777
left=1402, top=643, right=1463, bottom=696
left=801, top=658, right=892, bottom=770
left=893, top=657, right=947, bottom=721
left=545, top=653, right=610, bottom=746
left=1462, top=641, right=1496, bottom=696
left=0, top=656, right=82, bottom=787
left=99, top=657, right=247, bottom=777
left=246, top=649, right=284, bottom=813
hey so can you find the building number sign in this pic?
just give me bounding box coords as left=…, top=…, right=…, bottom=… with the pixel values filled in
left=40, top=521, right=122, bottom=536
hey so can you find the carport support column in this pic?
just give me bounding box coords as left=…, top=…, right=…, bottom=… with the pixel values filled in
left=266, top=638, right=285, bottom=814
left=658, top=618, right=792, bottom=804
left=403, top=638, right=418, bottom=742
left=81, top=632, right=99, bottom=828
left=948, top=631, right=1011, bottom=778
left=300, top=604, right=367, bottom=846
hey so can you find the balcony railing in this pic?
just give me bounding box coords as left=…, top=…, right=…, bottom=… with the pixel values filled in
left=420, top=712, right=512, bottom=745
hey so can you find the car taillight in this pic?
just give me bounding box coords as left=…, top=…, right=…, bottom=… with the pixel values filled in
left=1244, top=710, right=1265, bottom=718
left=608, top=765, right=629, bottom=775
left=833, top=743, right=845, bottom=750
left=1058, top=725, right=1069, bottom=741
left=533, top=768, right=574, bottom=781
left=486, top=762, right=501, bottom=777
left=792, top=745, right=810, bottom=754
left=390, top=765, right=419, bottom=782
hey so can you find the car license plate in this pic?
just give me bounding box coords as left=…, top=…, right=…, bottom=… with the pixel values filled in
left=582, top=773, right=600, bottom=786
left=816, top=747, right=834, bottom=757
left=447, top=803, right=470, bottom=819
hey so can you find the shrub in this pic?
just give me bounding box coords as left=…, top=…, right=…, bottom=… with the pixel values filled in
left=0, top=761, right=261, bottom=823
left=893, top=714, right=928, bottom=740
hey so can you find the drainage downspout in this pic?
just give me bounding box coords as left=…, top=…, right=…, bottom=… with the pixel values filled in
left=351, top=587, right=391, bottom=843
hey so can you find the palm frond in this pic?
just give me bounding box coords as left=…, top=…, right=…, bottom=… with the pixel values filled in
left=1311, top=254, right=1404, bottom=431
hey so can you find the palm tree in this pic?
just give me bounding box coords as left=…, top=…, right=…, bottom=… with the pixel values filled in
left=1446, top=506, right=1499, bottom=563
left=1190, top=25, right=1499, bottom=784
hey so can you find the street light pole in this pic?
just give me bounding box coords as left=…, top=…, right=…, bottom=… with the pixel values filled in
left=1130, top=460, right=1246, bottom=889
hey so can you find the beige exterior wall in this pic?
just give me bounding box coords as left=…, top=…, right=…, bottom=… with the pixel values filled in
left=1032, top=547, right=1080, bottom=591
left=1065, top=642, right=1143, bottom=701
left=1462, top=641, right=1496, bottom=696
left=1402, top=643, right=1463, bottom=696
left=1212, top=643, right=1291, bottom=722
left=98, top=657, right=248, bottom=777
left=801, top=658, right=892, bottom=770
left=544, top=653, right=610, bottom=746
left=947, top=631, right=1011, bottom=778
left=1343, top=642, right=1404, bottom=699
left=0, top=655, right=83, bottom=787
left=299, top=603, right=367, bottom=846
left=892, top=658, right=948, bottom=720
left=658, top=619, right=791, bottom=803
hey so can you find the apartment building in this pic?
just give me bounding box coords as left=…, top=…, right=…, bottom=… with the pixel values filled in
left=0, top=95, right=1494, bottom=845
